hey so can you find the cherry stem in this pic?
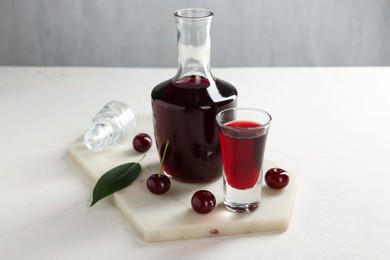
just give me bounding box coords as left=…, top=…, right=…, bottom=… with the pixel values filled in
left=138, top=153, right=147, bottom=164
left=158, top=140, right=169, bottom=177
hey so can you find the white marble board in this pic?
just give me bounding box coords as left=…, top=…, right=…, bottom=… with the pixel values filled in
left=68, top=115, right=297, bottom=242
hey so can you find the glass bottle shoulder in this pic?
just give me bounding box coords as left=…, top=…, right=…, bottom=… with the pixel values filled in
left=151, top=76, right=237, bottom=108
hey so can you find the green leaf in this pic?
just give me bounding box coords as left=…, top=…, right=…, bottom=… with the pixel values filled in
left=90, top=162, right=142, bottom=206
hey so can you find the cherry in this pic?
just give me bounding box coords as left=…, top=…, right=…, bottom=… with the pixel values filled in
left=147, top=174, right=171, bottom=194
left=147, top=140, right=171, bottom=195
left=133, top=133, right=152, bottom=153
left=191, top=190, right=216, bottom=214
left=265, top=168, right=289, bottom=189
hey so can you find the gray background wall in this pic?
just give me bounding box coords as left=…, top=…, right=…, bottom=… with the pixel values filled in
left=0, top=0, right=389, bottom=67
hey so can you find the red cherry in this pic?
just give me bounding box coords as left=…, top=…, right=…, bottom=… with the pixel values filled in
left=191, top=190, right=216, bottom=214
left=147, top=140, right=170, bottom=195
left=147, top=174, right=171, bottom=194
left=265, top=168, right=289, bottom=189
left=133, top=133, right=152, bottom=153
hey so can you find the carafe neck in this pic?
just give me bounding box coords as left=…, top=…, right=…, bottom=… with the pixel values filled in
left=174, top=9, right=214, bottom=82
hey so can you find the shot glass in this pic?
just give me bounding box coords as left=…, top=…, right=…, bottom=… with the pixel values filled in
left=216, top=107, right=272, bottom=213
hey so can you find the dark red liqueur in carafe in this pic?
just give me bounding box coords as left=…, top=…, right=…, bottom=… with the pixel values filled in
left=152, top=8, right=237, bottom=182
left=152, top=76, right=237, bottom=182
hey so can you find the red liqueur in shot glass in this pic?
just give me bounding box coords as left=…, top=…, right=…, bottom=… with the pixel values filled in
left=216, top=108, right=272, bottom=213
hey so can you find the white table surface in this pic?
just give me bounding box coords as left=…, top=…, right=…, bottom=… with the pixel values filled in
left=1, top=67, right=389, bottom=259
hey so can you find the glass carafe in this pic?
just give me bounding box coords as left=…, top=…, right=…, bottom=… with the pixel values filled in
left=151, top=8, right=237, bottom=182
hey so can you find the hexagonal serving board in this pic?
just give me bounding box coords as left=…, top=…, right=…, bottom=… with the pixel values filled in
left=68, top=115, right=297, bottom=242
